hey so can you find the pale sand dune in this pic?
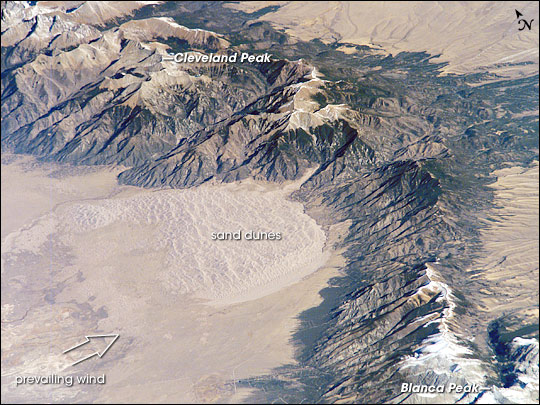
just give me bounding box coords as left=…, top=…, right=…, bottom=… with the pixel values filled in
left=56, top=184, right=329, bottom=305
left=1, top=156, right=344, bottom=403
left=228, top=1, right=539, bottom=77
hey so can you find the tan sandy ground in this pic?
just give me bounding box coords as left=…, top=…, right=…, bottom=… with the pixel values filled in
left=0, top=156, right=123, bottom=239
left=227, top=1, right=539, bottom=78
left=474, top=161, right=539, bottom=322
left=1, top=155, right=345, bottom=403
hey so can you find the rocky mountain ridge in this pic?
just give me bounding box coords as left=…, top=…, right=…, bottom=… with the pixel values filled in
left=2, top=2, right=538, bottom=404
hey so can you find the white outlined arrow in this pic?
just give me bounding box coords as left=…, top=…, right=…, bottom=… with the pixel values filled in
left=63, top=334, right=119, bottom=367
